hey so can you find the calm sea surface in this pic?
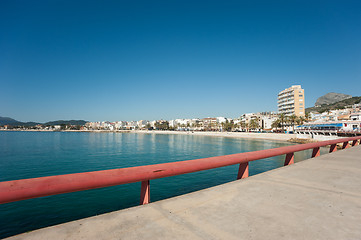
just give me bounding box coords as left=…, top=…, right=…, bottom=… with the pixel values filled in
left=0, top=131, right=328, bottom=238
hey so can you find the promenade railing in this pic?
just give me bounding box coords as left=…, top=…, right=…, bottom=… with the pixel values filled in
left=0, top=136, right=360, bottom=205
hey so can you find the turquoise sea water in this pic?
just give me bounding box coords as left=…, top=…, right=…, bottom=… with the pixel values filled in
left=0, top=131, right=328, bottom=238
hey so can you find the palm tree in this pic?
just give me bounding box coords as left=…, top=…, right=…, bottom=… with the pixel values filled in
left=288, top=114, right=297, bottom=132
left=297, top=116, right=305, bottom=125
left=271, top=119, right=281, bottom=131
left=304, top=112, right=311, bottom=122
left=278, top=114, right=287, bottom=132
left=249, top=118, right=260, bottom=130
left=223, top=120, right=235, bottom=132
left=240, top=122, right=246, bottom=131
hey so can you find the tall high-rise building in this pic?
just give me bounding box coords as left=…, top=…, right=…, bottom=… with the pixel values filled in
left=277, top=85, right=305, bottom=116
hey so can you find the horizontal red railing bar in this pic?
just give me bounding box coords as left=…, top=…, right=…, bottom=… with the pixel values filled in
left=0, top=136, right=360, bottom=204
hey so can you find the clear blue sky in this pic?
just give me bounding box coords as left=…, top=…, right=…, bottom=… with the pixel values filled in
left=1, top=0, right=360, bottom=122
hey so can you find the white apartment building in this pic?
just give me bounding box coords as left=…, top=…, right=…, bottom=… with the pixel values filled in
left=137, top=120, right=149, bottom=128
left=260, top=115, right=278, bottom=130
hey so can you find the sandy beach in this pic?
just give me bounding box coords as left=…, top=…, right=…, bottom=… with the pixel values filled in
left=131, top=130, right=296, bottom=141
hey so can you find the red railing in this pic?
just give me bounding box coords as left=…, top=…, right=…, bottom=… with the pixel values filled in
left=0, top=136, right=360, bottom=205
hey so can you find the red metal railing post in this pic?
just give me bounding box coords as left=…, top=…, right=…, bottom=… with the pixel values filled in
left=342, top=141, right=350, bottom=149
left=352, top=140, right=359, bottom=146
left=237, top=162, right=249, bottom=179
left=329, top=144, right=337, bottom=153
left=284, top=152, right=294, bottom=166
left=312, top=147, right=320, bottom=158
left=140, top=180, right=150, bottom=205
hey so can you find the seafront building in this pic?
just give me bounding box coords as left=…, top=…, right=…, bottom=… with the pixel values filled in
left=240, top=112, right=278, bottom=131
left=309, top=105, right=361, bottom=123
left=201, top=118, right=218, bottom=131
left=137, top=120, right=150, bottom=128
left=278, top=85, right=305, bottom=116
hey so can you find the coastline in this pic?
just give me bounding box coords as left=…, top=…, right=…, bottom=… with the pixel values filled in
left=132, top=130, right=296, bottom=142
left=0, top=129, right=296, bottom=142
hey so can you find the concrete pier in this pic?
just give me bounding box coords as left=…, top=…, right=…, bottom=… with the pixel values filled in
left=6, top=146, right=361, bottom=240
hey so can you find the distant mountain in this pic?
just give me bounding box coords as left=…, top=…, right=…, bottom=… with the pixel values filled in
left=0, top=117, right=87, bottom=127
left=0, top=117, right=39, bottom=127
left=306, top=96, right=361, bottom=113
left=44, top=120, right=87, bottom=126
left=315, top=92, right=352, bottom=107
left=0, top=117, right=22, bottom=125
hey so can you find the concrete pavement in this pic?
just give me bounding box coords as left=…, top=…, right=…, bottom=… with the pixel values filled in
left=6, top=145, right=361, bottom=240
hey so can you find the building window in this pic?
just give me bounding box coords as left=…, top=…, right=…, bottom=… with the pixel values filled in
left=300, top=103, right=303, bottom=106
left=300, top=107, right=303, bottom=109
left=299, top=94, right=303, bottom=97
